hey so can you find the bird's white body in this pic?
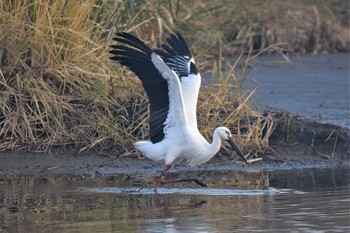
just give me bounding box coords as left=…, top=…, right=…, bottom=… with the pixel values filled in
left=135, top=126, right=225, bottom=166
left=135, top=54, right=228, bottom=167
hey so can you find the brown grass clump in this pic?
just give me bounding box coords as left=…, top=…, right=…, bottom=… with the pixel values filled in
left=0, top=0, right=120, bottom=152
left=177, top=0, right=349, bottom=54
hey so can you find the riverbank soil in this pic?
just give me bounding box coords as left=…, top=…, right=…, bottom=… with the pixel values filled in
left=267, top=112, right=349, bottom=162
left=0, top=112, right=348, bottom=176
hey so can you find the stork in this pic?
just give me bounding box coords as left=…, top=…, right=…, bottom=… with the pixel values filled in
left=109, top=32, right=248, bottom=192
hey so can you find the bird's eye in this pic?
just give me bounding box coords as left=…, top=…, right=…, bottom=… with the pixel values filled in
left=190, top=62, right=198, bottom=75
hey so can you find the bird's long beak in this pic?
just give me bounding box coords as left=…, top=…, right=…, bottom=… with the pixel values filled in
left=227, top=137, right=248, bottom=164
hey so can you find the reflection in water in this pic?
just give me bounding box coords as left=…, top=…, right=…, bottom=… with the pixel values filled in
left=0, top=168, right=349, bottom=233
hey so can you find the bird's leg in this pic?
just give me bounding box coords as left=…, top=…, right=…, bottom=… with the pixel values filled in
left=154, top=164, right=172, bottom=192
left=154, top=164, right=208, bottom=193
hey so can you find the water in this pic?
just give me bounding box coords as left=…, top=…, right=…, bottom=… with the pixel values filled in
left=203, top=53, right=350, bottom=127
left=1, top=168, right=349, bottom=232
left=248, top=53, right=350, bottom=128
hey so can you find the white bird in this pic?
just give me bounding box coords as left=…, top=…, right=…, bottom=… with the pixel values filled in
left=110, top=32, right=248, bottom=192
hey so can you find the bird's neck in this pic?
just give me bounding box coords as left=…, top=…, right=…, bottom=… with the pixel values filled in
left=207, top=130, right=222, bottom=159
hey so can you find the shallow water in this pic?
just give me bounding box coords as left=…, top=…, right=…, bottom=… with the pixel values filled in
left=1, top=167, right=349, bottom=232
left=249, top=53, right=350, bottom=128
left=204, top=53, right=350, bottom=128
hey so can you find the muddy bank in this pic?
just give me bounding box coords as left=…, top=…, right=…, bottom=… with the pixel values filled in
left=0, top=112, right=348, bottom=176
left=266, top=112, right=349, bottom=161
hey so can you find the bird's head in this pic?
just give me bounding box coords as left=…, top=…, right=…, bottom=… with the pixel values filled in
left=215, top=127, right=232, bottom=140
left=215, top=127, right=248, bottom=164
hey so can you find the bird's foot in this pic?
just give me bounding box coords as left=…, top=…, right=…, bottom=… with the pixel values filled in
left=153, top=177, right=208, bottom=193
left=192, top=178, right=208, bottom=187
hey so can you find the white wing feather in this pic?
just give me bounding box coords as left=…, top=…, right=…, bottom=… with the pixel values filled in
left=151, top=53, right=189, bottom=133
left=181, top=72, right=201, bottom=130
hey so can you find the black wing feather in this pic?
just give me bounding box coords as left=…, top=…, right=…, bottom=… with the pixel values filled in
left=109, top=32, right=169, bottom=143
left=113, top=32, right=153, bottom=54
left=176, top=33, right=192, bottom=57
left=157, top=33, right=194, bottom=77
left=161, top=44, right=177, bottom=56
left=167, top=34, right=186, bottom=57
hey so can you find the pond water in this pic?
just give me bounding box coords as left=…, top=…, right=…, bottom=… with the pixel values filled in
left=248, top=53, right=349, bottom=128
left=1, top=167, right=349, bottom=232
left=203, top=53, right=350, bottom=128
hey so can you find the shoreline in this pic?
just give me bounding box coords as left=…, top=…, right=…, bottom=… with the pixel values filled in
left=0, top=112, right=348, bottom=176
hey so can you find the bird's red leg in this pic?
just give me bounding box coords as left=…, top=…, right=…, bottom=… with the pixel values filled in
left=154, top=164, right=172, bottom=192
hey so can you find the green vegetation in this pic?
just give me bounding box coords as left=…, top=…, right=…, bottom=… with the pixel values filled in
left=0, top=1, right=348, bottom=158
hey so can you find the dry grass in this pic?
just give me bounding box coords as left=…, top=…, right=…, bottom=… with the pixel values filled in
left=176, top=0, right=349, bottom=55
left=0, top=0, right=120, bottom=152
left=0, top=0, right=346, bottom=157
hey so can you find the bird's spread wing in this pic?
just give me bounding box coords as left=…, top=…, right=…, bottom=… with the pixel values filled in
left=110, top=33, right=169, bottom=143
left=109, top=33, right=188, bottom=143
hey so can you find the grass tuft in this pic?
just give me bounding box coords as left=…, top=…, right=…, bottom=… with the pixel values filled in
left=0, top=0, right=121, bottom=152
